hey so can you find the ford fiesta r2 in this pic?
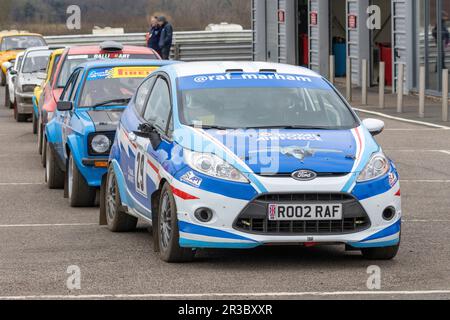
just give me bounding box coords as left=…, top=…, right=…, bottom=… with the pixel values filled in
left=102, top=61, right=401, bottom=263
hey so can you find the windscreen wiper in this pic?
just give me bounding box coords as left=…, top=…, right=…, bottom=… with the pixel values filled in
left=91, top=98, right=131, bottom=108
left=187, top=124, right=231, bottom=130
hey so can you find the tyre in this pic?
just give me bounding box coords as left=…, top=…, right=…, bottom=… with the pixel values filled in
left=41, top=134, right=47, bottom=167
left=45, top=141, right=64, bottom=189
left=0, top=71, right=5, bottom=87
left=67, top=153, right=96, bottom=207
left=361, top=244, right=400, bottom=260
left=104, top=166, right=137, bottom=232
left=4, top=85, right=10, bottom=108
left=32, top=112, right=38, bottom=134
left=158, top=183, right=195, bottom=263
left=14, top=103, right=28, bottom=122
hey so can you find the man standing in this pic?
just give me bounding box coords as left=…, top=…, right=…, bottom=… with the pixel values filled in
left=158, top=16, right=173, bottom=60
left=147, top=16, right=161, bottom=54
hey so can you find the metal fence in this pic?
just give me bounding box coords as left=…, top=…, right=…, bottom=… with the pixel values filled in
left=44, top=30, right=253, bottom=61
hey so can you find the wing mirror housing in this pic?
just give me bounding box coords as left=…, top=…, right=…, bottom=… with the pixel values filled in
left=57, top=101, right=73, bottom=112
left=362, top=118, right=385, bottom=136
left=134, top=123, right=162, bottom=149
left=9, top=69, right=17, bottom=76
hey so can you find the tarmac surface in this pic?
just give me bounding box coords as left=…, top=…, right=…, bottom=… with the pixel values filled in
left=0, top=86, right=449, bottom=300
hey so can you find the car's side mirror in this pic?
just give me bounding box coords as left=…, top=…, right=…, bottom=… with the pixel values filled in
left=362, top=118, right=385, bottom=136
left=134, top=123, right=162, bottom=149
left=57, top=101, right=73, bottom=112
left=9, top=69, right=17, bottom=76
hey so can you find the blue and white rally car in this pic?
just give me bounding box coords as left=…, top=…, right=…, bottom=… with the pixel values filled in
left=45, top=59, right=175, bottom=207
left=102, top=62, right=401, bottom=262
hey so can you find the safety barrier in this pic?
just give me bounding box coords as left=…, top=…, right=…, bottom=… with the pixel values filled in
left=44, top=30, right=253, bottom=61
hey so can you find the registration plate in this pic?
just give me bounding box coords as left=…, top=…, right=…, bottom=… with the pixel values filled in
left=268, top=204, right=343, bottom=221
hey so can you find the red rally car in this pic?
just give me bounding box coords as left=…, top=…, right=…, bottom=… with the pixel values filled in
left=37, top=41, right=160, bottom=166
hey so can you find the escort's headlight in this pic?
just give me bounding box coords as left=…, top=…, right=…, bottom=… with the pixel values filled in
left=22, top=84, right=36, bottom=93
left=184, top=149, right=249, bottom=183
left=357, top=152, right=390, bottom=182
left=91, top=134, right=111, bottom=154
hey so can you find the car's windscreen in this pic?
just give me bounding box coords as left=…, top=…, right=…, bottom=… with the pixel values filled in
left=179, top=75, right=357, bottom=130
left=57, top=56, right=89, bottom=88
left=22, top=51, right=51, bottom=74
left=1, top=36, right=46, bottom=51
left=57, top=53, right=158, bottom=88
left=79, top=66, right=158, bottom=108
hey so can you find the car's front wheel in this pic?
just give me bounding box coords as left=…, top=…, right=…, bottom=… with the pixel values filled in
left=158, top=183, right=195, bottom=263
left=0, top=71, right=6, bottom=87
left=104, top=166, right=137, bottom=232
left=361, top=244, right=400, bottom=260
left=4, top=85, right=10, bottom=108
left=45, top=141, right=64, bottom=189
left=32, top=112, right=38, bottom=134
left=67, top=153, right=96, bottom=207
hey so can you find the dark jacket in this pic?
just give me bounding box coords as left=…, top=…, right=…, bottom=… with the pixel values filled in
left=148, top=26, right=161, bottom=51
left=159, top=22, right=173, bottom=49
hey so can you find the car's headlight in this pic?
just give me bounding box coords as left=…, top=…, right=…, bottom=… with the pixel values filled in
left=184, top=149, right=249, bottom=183
left=91, top=134, right=111, bottom=154
left=357, top=152, right=390, bottom=182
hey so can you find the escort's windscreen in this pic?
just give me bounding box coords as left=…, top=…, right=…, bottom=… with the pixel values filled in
left=79, top=66, right=158, bottom=108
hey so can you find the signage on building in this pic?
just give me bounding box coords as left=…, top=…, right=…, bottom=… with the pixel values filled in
left=310, top=12, right=318, bottom=26
left=348, top=14, right=357, bottom=29
left=278, top=10, right=285, bottom=23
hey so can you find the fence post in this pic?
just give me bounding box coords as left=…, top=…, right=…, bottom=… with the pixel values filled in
left=397, top=64, right=404, bottom=113
left=379, top=62, right=385, bottom=109
left=361, top=59, right=368, bottom=105
left=443, top=69, right=449, bottom=122
left=419, top=65, right=426, bottom=118
left=346, top=57, right=352, bottom=101
left=173, top=43, right=180, bottom=60
left=329, top=55, right=335, bottom=85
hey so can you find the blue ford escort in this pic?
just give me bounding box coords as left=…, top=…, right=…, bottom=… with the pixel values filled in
left=45, top=59, right=176, bottom=207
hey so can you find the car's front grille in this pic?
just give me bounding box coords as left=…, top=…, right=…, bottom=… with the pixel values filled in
left=233, top=193, right=371, bottom=236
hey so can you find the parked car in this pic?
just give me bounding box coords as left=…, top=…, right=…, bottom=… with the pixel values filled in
left=0, top=31, right=46, bottom=86
left=100, top=62, right=402, bottom=263
left=38, top=41, right=161, bottom=167
left=45, top=59, right=174, bottom=208
left=12, top=47, right=52, bottom=122
left=3, top=52, right=24, bottom=108
left=32, top=48, right=64, bottom=134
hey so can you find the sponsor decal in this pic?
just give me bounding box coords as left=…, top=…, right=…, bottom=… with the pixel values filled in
left=256, top=132, right=322, bottom=142
left=181, top=171, right=203, bottom=188
left=87, top=66, right=155, bottom=81
left=389, top=172, right=398, bottom=187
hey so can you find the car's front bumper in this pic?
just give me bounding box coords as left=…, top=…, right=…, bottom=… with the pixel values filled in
left=15, top=92, right=34, bottom=114
left=171, top=173, right=402, bottom=250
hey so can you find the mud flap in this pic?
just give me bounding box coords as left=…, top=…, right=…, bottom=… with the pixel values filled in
left=99, top=175, right=107, bottom=226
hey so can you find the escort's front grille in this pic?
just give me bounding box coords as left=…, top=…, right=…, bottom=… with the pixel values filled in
left=233, top=193, right=370, bottom=236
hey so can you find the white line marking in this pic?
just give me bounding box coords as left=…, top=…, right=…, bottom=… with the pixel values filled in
left=1, top=290, right=450, bottom=300
left=0, top=223, right=97, bottom=228
left=385, top=149, right=450, bottom=153
left=354, top=108, right=450, bottom=130
left=400, top=180, right=450, bottom=183
left=0, top=183, right=44, bottom=186
left=405, top=219, right=450, bottom=223
left=384, top=128, right=441, bottom=131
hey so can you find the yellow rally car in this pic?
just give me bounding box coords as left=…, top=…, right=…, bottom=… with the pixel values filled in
left=32, top=48, right=64, bottom=134
left=0, top=31, right=47, bottom=86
